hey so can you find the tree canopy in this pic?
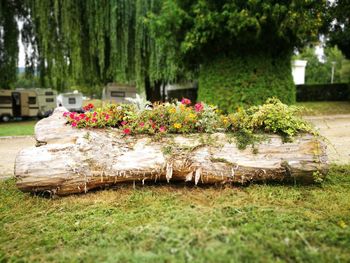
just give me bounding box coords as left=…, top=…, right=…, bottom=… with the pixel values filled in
left=329, top=0, right=350, bottom=59
left=0, top=0, right=331, bottom=107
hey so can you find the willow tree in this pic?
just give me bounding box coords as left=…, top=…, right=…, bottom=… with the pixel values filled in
left=1, top=1, right=327, bottom=104
left=25, top=0, right=166, bottom=95
left=0, top=1, right=20, bottom=88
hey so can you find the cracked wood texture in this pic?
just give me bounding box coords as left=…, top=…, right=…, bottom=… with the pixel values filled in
left=15, top=107, right=329, bottom=196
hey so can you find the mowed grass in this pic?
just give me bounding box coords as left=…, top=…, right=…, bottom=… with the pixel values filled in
left=296, top=101, right=350, bottom=116
left=0, top=120, right=37, bottom=136
left=1, top=165, right=349, bottom=262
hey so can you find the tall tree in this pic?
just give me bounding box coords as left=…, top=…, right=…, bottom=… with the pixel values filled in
left=329, top=0, right=350, bottom=59
left=1, top=0, right=328, bottom=107
left=0, top=0, right=20, bottom=88
left=148, top=0, right=327, bottom=110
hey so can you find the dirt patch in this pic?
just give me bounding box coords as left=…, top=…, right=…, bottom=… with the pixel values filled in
left=0, top=136, right=35, bottom=179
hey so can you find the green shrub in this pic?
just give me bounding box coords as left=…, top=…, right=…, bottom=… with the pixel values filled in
left=198, top=54, right=296, bottom=112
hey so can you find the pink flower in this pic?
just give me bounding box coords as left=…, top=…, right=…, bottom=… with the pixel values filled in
left=71, top=122, right=77, bottom=127
left=92, top=118, right=97, bottom=123
left=123, top=128, right=131, bottom=135
left=79, top=113, right=86, bottom=118
left=63, top=112, right=69, bottom=117
left=194, top=102, right=204, bottom=112
left=74, top=116, right=80, bottom=121
left=105, top=114, right=110, bottom=121
left=121, top=121, right=127, bottom=126
left=69, top=113, right=76, bottom=119
left=139, top=122, right=145, bottom=127
left=181, top=98, right=191, bottom=105
left=159, top=126, right=166, bottom=133
left=93, top=112, right=97, bottom=117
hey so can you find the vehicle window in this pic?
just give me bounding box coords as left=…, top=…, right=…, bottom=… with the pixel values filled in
left=111, top=91, right=125, bottom=97
left=68, top=98, right=76, bottom=104
left=46, top=98, right=54, bottom=102
left=28, top=97, right=37, bottom=104
left=0, top=96, right=12, bottom=104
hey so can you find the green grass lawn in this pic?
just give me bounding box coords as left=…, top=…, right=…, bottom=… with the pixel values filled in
left=296, top=101, right=350, bottom=116
left=0, top=120, right=36, bottom=136
left=1, top=165, right=349, bottom=262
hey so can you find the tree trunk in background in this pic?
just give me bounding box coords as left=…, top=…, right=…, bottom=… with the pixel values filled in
left=145, top=77, right=162, bottom=102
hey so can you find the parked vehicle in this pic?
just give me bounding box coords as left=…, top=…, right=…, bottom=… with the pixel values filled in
left=0, top=88, right=58, bottom=122
left=56, top=91, right=83, bottom=112
left=102, top=83, right=137, bottom=104
left=34, top=88, right=57, bottom=117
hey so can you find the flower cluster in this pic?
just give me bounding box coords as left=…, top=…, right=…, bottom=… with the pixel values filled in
left=63, top=98, right=314, bottom=141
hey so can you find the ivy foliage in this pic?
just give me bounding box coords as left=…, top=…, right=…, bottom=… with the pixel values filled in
left=198, top=54, right=295, bottom=112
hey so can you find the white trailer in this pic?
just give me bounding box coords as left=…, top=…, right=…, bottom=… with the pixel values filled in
left=57, top=91, right=83, bottom=112
left=102, top=83, right=137, bottom=104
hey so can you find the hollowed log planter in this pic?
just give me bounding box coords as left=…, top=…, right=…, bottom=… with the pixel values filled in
left=15, top=107, right=329, bottom=196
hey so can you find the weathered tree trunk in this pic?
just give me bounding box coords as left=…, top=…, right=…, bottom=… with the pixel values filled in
left=15, top=107, right=328, bottom=196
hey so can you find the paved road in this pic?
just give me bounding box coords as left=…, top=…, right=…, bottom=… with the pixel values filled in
left=304, top=114, right=350, bottom=165
left=0, top=115, right=349, bottom=179
left=0, top=136, right=35, bottom=179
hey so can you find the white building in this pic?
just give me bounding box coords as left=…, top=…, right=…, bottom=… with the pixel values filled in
left=292, top=60, right=308, bottom=85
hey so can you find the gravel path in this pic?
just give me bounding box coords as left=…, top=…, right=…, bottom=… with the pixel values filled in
left=0, top=115, right=349, bottom=179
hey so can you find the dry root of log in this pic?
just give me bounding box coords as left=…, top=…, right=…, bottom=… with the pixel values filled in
left=14, top=107, right=329, bottom=196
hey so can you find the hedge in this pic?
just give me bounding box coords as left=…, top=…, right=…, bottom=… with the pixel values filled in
left=197, top=54, right=295, bottom=112
left=296, top=83, right=350, bottom=101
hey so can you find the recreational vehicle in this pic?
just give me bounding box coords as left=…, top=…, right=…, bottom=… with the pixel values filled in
left=102, top=83, right=137, bottom=104
left=165, top=82, right=198, bottom=102
left=56, top=91, right=83, bottom=112
left=0, top=88, right=58, bottom=121
left=34, top=88, right=57, bottom=117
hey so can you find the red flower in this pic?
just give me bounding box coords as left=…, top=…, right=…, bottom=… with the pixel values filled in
left=74, top=116, right=80, bottom=121
left=105, top=114, right=110, bottom=121
left=85, top=117, right=90, bottom=121
left=83, top=103, right=94, bottom=112
left=181, top=98, right=191, bottom=105
left=92, top=118, right=97, bottom=123
left=71, top=122, right=77, bottom=127
left=139, top=122, right=145, bottom=127
left=69, top=112, right=76, bottom=119
left=194, top=102, right=204, bottom=112
left=123, top=128, right=131, bottom=135
left=93, top=112, right=97, bottom=117
left=159, top=126, right=166, bottom=133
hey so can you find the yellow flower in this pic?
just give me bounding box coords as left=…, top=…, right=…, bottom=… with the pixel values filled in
left=173, top=123, right=182, bottom=129
left=168, top=108, right=176, bottom=114
left=188, top=113, right=196, bottom=119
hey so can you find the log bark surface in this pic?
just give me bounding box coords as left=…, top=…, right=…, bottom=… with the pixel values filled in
left=15, top=107, right=329, bottom=195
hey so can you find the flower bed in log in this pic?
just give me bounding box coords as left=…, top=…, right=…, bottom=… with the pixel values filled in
left=14, top=98, right=328, bottom=196
left=64, top=97, right=315, bottom=150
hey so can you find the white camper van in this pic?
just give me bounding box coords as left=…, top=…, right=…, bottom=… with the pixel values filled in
left=102, top=83, right=137, bottom=104
left=57, top=91, right=83, bottom=112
